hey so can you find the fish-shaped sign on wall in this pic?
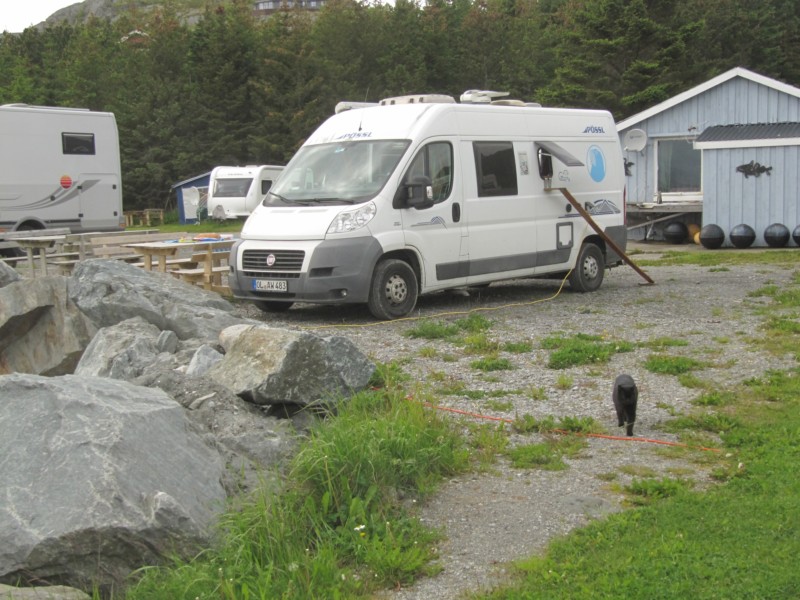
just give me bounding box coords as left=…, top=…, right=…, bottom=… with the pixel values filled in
left=736, top=160, right=772, bottom=178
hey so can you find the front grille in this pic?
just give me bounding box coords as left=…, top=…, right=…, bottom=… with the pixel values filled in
left=242, top=249, right=304, bottom=272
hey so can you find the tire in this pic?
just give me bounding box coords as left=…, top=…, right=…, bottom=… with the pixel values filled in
left=367, top=259, right=418, bottom=320
left=254, top=300, right=294, bottom=313
left=569, top=243, right=605, bottom=293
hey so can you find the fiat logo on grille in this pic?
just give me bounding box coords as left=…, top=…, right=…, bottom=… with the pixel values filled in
left=266, top=254, right=276, bottom=267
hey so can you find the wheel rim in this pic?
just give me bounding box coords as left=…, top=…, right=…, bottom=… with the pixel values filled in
left=384, top=273, right=408, bottom=305
left=582, top=254, right=599, bottom=280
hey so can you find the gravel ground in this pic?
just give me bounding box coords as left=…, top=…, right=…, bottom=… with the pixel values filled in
left=234, top=244, right=796, bottom=600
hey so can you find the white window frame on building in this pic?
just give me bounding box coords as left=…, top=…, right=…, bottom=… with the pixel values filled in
left=654, top=137, right=703, bottom=203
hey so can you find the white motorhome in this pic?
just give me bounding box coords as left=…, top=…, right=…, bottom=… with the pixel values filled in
left=207, top=164, right=284, bottom=220
left=229, top=91, right=627, bottom=319
left=0, top=104, right=124, bottom=234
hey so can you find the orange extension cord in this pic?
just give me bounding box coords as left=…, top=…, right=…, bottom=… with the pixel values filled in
left=413, top=398, right=722, bottom=453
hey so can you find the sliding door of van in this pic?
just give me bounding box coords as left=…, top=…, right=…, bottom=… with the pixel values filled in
left=78, top=172, right=122, bottom=231
left=461, top=140, right=538, bottom=284
left=399, top=140, right=468, bottom=291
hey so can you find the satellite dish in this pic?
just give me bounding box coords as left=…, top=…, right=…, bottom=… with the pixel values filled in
left=624, top=129, right=647, bottom=152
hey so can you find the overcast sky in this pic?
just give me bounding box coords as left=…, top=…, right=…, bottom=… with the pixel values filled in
left=1, top=1, right=79, bottom=33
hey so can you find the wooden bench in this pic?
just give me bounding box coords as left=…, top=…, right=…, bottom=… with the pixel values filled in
left=124, top=209, right=165, bottom=227
left=171, top=239, right=234, bottom=294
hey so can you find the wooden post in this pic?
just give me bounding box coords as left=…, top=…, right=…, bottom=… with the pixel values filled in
left=551, top=187, right=654, bottom=286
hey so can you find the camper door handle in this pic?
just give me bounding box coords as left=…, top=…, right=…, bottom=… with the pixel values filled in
left=452, top=203, right=461, bottom=223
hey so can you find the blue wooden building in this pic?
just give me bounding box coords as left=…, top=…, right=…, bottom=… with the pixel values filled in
left=617, top=67, right=800, bottom=247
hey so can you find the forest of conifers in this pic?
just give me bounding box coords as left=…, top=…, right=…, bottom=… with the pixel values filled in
left=1, top=0, right=799, bottom=209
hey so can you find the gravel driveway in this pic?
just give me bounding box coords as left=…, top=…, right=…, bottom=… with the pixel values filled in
left=236, top=245, right=796, bottom=599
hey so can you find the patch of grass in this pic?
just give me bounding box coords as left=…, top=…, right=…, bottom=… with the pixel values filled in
left=527, top=386, right=547, bottom=401
left=512, top=414, right=557, bottom=434
left=662, top=412, right=741, bottom=434
left=644, top=354, right=705, bottom=375
left=127, top=387, right=470, bottom=599
left=370, top=361, right=410, bottom=388
left=640, top=336, right=689, bottom=349
left=468, top=423, right=509, bottom=470
left=486, top=399, right=514, bottom=412
left=455, top=313, right=493, bottom=333
left=693, top=391, right=736, bottom=407
left=404, top=319, right=459, bottom=340
left=542, top=333, right=634, bottom=369
left=623, top=477, right=693, bottom=506
left=555, top=373, right=573, bottom=389
left=556, top=415, right=603, bottom=434
left=636, top=249, right=800, bottom=267
left=503, top=340, right=533, bottom=353
left=618, top=464, right=658, bottom=478
left=470, top=355, right=514, bottom=372
left=463, top=333, right=501, bottom=354
left=506, top=435, right=588, bottom=470
left=418, top=346, right=437, bottom=358
left=677, top=372, right=710, bottom=389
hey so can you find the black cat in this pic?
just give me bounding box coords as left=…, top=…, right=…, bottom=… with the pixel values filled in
left=612, top=374, right=638, bottom=437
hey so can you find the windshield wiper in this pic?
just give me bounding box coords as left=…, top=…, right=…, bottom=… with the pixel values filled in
left=268, top=191, right=290, bottom=204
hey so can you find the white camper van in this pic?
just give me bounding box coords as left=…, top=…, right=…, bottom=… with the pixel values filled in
left=207, top=164, right=284, bottom=220
left=0, top=104, right=124, bottom=234
left=229, top=91, right=627, bottom=319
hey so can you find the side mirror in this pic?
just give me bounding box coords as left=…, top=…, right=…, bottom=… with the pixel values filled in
left=393, top=175, right=435, bottom=209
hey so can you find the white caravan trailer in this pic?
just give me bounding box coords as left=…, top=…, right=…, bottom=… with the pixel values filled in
left=0, top=104, right=124, bottom=234
left=207, top=164, right=284, bottom=220
left=229, top=91, right=627, bottom=319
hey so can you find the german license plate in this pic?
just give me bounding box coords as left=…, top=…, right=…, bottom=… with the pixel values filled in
left=253, top=279, right=287, bottom=292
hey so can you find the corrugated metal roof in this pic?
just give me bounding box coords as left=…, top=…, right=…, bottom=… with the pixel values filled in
left=696, top=122, right=800, bottom=142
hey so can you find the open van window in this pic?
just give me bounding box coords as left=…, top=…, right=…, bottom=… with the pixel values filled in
left=473, top=142, right=518, bottom=197
left=266, top=140, right=410, bottom=206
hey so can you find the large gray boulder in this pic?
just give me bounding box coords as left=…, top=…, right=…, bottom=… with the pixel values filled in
left=0, top=374, right=227, bottom=592
left=67, top=259, right=250, bottom=341
left=73, top=316, right=165, bottom=379
left=0, top=260, right=21, bottom=287
left=208, top=324, right=376, bottom=406
left=0, top=277, right=95, bottom=376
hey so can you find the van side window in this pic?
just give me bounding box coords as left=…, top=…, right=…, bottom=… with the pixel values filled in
left=261, top=180, right=273, bottom=195
left=473, top=142, right=517, bottom=197
left=62, top=133, right=95, bottom=155
left=405, top=142, right=453, bottom=203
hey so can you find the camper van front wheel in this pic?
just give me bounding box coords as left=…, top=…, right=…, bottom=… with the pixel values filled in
left=569, top=243, right=604, bottom=293
left=368, top=259, right=418, bottom=320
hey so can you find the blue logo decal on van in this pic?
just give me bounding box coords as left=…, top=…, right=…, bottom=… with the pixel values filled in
left=587, top=146, right=606, bottom=182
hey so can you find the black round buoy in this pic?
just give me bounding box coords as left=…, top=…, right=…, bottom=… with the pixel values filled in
left=699, top=224, right=725, bottom=249
left=730, top=224, right=756, bottom=249
left=764, top=223, right=790, bottom=248
left=793, top=225, right=800, bottom=246
left=663, top=221, right=689, bottom=244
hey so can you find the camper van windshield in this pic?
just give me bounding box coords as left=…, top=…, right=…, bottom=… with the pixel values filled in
left=266, top=140, right=410, bottom=205
left=213, top=178, right=253, bottom=198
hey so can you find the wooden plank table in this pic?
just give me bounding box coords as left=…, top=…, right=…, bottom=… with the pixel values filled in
left=123, top=239, right=234, bottom=293
left=14, top=235, right=66, bottom=277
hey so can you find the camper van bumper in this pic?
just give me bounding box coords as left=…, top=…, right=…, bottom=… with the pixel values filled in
left=229, top=237, right=383, bottom=304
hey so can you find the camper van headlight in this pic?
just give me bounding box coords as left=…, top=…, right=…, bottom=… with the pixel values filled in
left=327, top=201, right=377, bottom=234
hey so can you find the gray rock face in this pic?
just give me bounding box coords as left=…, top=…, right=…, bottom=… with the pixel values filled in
left=0, top=583, right=90, bottom=600
left=0, top=260, right=21, bottom=287
left=208, top=324, right=376, bottom=406
left=73, top=317, right=163, bottom=379
left=0, top=277, right=95, bottom=376
left=0, top=374, right=227, bottom=591
left=67, top=259, right=248, bottom=341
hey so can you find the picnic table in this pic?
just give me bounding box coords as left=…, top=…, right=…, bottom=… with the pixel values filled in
left=123, top=237, right=235, bottom=293
left=13, top=235, right=66, bottom=277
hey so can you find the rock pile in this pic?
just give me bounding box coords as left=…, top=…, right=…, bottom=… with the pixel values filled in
left=0, top=259, right=375, bottom=597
